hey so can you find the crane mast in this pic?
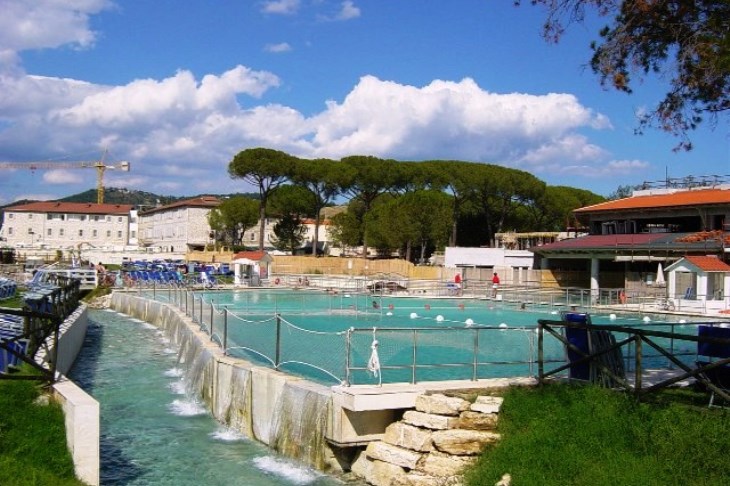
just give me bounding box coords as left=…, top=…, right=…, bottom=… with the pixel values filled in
left=0, top=159, right=130, bottom=203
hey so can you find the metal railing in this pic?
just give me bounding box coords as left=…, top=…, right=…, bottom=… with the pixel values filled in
left=139, top=287, right=555, bottom=386
left=537, top=318, right=730, bottom=402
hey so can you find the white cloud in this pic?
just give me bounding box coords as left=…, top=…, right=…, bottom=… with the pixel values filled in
left=607, top=159, right=651, bottom=172
left=0, top=0, right=113, bottom=71
left=318, top=0, right=361, bottom=21
left=0, top=68, right=637, bottom=197
left=42, top=169, right=84, bottom=184
left=335, top=1, right=360, bottom=20
left=261, top=0, right=300, bottom=15
left=264, top=42, right=292, bottom=53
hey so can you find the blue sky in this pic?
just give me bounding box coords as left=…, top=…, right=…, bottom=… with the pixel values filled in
left=0, top=0, right=728, bottom=204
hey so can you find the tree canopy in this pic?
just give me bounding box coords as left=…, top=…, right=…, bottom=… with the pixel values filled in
left=226, top=148, right=605, bottom=261
left=521, top=0, right=730, bottom=149
left=228, top=148, right=296, bottom=250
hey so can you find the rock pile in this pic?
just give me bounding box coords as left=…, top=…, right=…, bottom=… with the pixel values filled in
left=351, top=393, right=504, bottom=486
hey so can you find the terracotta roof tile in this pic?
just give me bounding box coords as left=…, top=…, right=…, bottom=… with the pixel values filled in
left=139, top=196, right=221, bottom=215
left=684, top=255, right=730, bottom=272
left=4, top=201, right=132, bottom=215
left=575, top=188, right=730, bottom=213
left=232, top=250, right=268, bottom=261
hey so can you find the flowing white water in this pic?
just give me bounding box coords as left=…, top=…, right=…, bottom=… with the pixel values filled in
left=69, top=309, right=347, bottom=485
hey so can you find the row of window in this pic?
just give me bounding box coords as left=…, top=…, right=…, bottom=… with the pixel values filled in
left=6, top=213, right=126, bottom=222
left=5, top=227, right=130, bottom=238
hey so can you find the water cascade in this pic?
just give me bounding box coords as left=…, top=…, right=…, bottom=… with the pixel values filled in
left=110, top=292, right=334, bottom=471
left=270, top=383, right=331, bottom=469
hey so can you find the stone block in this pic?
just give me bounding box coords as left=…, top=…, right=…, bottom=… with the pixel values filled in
left=384, top=422, right=433, bottom=452
left=470, top=396, right=503, bottom=414
left=417, top=451, right=475, bottom=477
left=403, top=410, right=459, bottom=430
left=394, top=472, right=462, bottom=486
left=367, top=459, right=408, bottom=486
left=415, top=394, right=470, bottom=416
left=350, top=449, right=373, bottom=478
left=457, top=410, right=498, bottom=430
left=366, top=441, right=423, bottom=470
left=432, top=429, right=501, bottom=455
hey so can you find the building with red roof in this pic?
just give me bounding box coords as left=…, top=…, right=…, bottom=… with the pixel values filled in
left=530, top=184, right=730, bottom=305
left=1, top=201, right=134, bottom=249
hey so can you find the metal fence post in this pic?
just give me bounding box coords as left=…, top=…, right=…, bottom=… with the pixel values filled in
left=275, top=313, right=281, bottom=370
left=345, top=328, right=352, bottom=386
left=472, top=328, right=479, bottom=381
left=412, top=329, right=418, bottom=384
left=634, top=334, right=643, bottom=397
left=538, top=322, right=544, bottom=383
left=210, top=300, right=214, bottom=340
left=199, top=297, right=203, bottom=328
left=223, top=307, right=228, bottom=355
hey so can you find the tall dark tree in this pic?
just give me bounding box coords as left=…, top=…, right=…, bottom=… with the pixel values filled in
left=520, top=0, right=730, bottom=149
left=207, top=196, right=259, bottom=246
left=270, top=214, right=307, bottom=254
left=292, top=158, right=353, bottom=256
left=421, top=160, right=476, bottom=247
left=340, top=155, right=399, bottom=257
left=228, top=148, right=295, bottom=250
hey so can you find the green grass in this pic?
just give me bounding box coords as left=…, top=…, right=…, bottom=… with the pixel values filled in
left=464, top=384, right=730, bottom=486
left=0, top=377, right=84, bottom=486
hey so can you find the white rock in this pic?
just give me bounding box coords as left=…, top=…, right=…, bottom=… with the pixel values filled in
left=403, top=410, right=459, bottom=430
left=415, top=394, right=470, bottom=416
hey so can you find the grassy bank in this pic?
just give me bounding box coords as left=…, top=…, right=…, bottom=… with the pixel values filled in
left=465, top=384, right=730, bottom=486
left=0, top=377, right=84, bottom=485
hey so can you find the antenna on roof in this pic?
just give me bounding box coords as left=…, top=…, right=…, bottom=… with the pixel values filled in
left=665, top=166, right=669, bottom=188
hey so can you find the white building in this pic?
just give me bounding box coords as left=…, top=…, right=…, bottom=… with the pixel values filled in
left=0, top=201, right=133, bottom=249
left=444, top=246, right=535, bottom=284
left=137, top=196, right=221, bottom=252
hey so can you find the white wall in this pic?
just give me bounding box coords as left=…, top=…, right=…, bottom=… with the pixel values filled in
left=444, top=247, right=534, bottom=269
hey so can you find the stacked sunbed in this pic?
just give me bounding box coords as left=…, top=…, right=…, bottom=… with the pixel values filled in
left=0, top=277, right=17, bottom=300
left=0, top=313, right=27, bottom=372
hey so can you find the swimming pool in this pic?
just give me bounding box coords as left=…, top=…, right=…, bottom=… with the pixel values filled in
left=141, top=288, right=706, bottom=386
left=69, top=309, right=341, bottom=486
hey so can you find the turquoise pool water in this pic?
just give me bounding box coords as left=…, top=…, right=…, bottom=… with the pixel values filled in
left=69, top=309, right=344, bottom=486
left=148, top=289, right=701, bottom=386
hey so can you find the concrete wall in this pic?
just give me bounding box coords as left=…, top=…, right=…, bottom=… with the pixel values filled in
left=53, top=380, right=100, bottom=486
left=34, top=303, right=100, bottom=486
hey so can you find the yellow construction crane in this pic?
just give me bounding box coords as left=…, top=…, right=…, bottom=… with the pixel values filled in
left=0, top=158, right=130, bottom=204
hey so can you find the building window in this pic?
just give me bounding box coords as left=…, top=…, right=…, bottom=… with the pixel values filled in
left=118, top=216, right=122, bottom=222
left=28, top=214, right=33, bottom=220
left=131, top=230, right=137, bottom=238
left=47, top=229, right=52, bottom=236
left=117, top=230, right=122, bottom=238
left=8, top=214, right=12, bottom=219
left=93, top=215, right=100, bottom=221
left=8, top=228, right=13, bottom=235
left=59, top=229, right=64, bottom=236
left=107, top=230, right=111, bottom=237
left=79, top=229, right=83, bottom=237
left=27, top=228, right=33, bottom=234
left=93, top=229, right=98, bottom=237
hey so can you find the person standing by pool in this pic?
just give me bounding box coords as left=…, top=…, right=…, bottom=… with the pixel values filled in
left=491, top=272, right=500, bottom=298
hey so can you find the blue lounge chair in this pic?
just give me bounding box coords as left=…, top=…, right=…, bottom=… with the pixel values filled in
left=562, top=312, right=592, bottom=381
left=696, top=325, right=730, bottom=407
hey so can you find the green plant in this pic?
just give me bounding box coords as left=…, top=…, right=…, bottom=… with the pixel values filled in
left=0, top=373, right=84, bottom=485
left=465, top=384, right=730, bottom=486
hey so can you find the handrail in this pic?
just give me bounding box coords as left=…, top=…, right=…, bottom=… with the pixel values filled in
left=537, top=319, right=730, bottom=402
